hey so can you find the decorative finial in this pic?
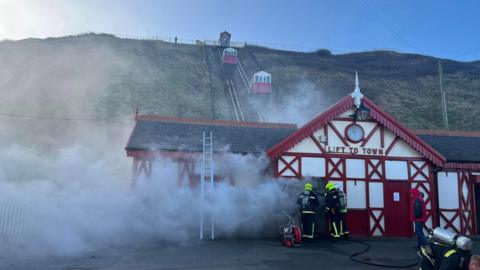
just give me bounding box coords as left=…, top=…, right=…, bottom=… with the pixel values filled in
left=351, top=71, right=363, bottom=108
left=355, top=71, right=359, bottom=88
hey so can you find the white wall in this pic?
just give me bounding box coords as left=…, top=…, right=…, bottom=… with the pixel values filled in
left=368, top=159, right=383, bottom=180
left=370, top=210, right=385, bottom=236
left=385, top=160, right=408, bottom=180
left=346, top=180, right=366, bottom=209
left=388, top=140, right=422, bottom=158
left=288, top=137, right=321, bottom=153
left=328, top=157, right=343, bottom=178
left=369, top=182, right=384, bottom=208
left=327, top=121, right=348, bottom=146
left=440, top=211, right=461, bottom=229
left=279, top=156, right=298, bottom=177
left=346, top=159, right=366, bottom=179
left=437, top=171, right=459, bottom=209
left=412, top=161, right=429, bottom=181
left=301, top=157, right=325, bottom=177
left=360, top=122, right=382, bottom=149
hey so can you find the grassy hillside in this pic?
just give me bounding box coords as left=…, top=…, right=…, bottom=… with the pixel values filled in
left=245, top=46, right=480, bottom=130
left=0, top=33, right=478, bottom=151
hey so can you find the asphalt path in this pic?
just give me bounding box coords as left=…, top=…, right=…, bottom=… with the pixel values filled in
left=0, top=237, right=434, bottom=270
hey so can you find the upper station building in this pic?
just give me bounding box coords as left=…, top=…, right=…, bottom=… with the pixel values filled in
left=219, top=31, right=231, bottom=47
left=125, top=74, right=480, bottom=238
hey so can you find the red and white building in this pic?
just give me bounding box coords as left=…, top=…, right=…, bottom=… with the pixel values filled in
left=125, top=74, right=480, bottom=238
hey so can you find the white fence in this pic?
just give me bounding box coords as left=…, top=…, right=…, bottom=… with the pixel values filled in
left=69, top=32, right=408, bottom=54
left=0, top=203, right=27, bottom=240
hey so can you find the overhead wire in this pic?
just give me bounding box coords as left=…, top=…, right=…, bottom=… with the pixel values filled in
left=361, top=0, right=479, bottom=61
left=360, top=0, right=418, bottom=51
left=452, top=45, right=480, bottom=60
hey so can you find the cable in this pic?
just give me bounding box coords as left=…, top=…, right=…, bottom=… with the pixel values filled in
left=453, top=46, right=480, bottom=60
left=360, top=0, right=418, bottom=51
left=348, top=239, right=418, bottom=269
left=302, top=238, right=418, bottom=269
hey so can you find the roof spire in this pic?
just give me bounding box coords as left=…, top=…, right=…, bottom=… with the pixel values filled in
left=351, top=71, right=363, bottom=108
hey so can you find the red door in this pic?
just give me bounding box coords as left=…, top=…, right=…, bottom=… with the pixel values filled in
left=384, top=182, right=411, bottom=237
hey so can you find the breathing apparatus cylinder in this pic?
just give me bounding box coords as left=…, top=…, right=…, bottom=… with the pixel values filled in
left=431, top=227, right=473, bottom=251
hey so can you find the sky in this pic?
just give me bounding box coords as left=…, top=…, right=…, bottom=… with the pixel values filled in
left=0, top=0, right=479, bottom=61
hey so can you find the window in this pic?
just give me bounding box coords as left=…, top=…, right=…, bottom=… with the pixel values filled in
left=347, top=180, right=366, bottom=209
left=301, top=157, right=325, bottom=177
left=385, top=160, right=408, bottom=180
left=346, top=159, right=365, bottom=179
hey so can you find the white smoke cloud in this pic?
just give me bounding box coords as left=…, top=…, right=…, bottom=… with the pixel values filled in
left=255, top=80, right=329, bottom=126
left=0, top=146, right=303, bottom=257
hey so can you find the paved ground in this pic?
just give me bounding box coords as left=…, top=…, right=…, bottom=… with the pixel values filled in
left=2, top=237, right=479, bottom=270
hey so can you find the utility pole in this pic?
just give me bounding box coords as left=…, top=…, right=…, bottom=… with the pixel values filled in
left=438, top=60, right=449, bottom=130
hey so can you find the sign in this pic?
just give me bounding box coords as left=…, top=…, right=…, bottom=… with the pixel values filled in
left=325, top=145, right=385, bottom=156
left=393, top=192, right=400, bottom=202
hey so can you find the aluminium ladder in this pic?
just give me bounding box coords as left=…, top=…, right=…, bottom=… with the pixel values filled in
left=200, top=131, right=215, bottom=240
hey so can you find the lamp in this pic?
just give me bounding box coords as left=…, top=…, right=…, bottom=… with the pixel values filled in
left=350, top=102, right=371, bottom=121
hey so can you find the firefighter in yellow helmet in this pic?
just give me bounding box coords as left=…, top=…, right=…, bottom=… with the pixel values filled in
left=297, top=182, right=320, bottom=239
left=335, top=184, right=349, bottom=238
left=325, top=181, right=341, bottom=239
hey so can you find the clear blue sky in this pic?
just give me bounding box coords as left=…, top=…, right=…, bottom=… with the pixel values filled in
left=1, top=0, right=479, bottom=61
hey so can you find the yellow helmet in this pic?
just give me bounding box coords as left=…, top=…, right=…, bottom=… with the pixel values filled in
left=325, top=182, right=335, bottom=191
left=304, top=182, right=313, bottom=191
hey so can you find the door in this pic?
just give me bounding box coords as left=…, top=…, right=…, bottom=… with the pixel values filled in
left=384, top=181, right=411, bottom=237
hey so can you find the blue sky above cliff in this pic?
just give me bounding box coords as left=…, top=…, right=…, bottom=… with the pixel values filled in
left=1, top=0, right=479, bottom=61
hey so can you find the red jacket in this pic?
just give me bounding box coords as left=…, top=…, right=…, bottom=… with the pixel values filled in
left=409, top=188, right=427, bottom=222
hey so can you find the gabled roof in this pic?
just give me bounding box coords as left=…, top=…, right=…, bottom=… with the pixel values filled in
left=125, top=116, right=297, bottom=157
left=415, top=130, right=480, bottom=169
left=267, top=95, right=446, bottom=166
left=220, top=31, right=231, bottom=36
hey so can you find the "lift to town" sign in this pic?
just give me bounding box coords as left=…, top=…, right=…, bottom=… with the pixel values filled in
left=325, top=145, right=385, bottom=156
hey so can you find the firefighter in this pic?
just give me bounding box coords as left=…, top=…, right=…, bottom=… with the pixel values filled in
left=325, top=182, right=341, bottom=239
left=418, top=227, right=477, bottom=270
left=297, top=182, right=320, bottom=239
left=336, top=185, right=349, bottom=238
left=419, top=239, right=480, bottom=270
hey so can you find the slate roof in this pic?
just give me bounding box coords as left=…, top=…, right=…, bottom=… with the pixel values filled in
left=125, top=116, right=297, bottom=154
left=417, top=132, right=480, bottom=163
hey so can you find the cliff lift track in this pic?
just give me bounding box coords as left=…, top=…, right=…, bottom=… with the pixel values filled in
left=238, top=48, right=265, bottom=122
left=217, top=48, right=245, bottom=121
left=236, top=60, right=250, bottom=92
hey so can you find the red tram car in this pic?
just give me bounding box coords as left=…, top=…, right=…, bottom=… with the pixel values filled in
left=222, top=48, right=238, bottom=65
left=250, top=71, right=272, bottom=94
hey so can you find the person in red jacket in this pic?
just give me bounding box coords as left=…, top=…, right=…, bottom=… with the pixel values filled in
left=410, top=188, right=427, bottom=248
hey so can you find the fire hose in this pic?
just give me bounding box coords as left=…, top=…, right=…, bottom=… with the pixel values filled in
left=347, top=238, right=418, bottom=269
left=303, top=238, right=418, bottom=268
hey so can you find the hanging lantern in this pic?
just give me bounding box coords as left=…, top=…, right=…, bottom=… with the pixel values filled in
left=350, top=102, right=371, bottom=121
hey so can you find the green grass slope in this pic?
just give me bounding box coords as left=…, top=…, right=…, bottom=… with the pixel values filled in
left=0, top=33, right=478, bottom=149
